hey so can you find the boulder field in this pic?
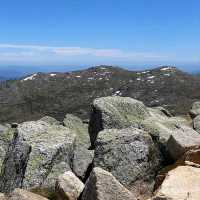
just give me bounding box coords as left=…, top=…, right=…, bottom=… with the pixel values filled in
left=0, top=96, right=199, bottom=200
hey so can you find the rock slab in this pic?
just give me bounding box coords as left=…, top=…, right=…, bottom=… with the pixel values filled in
left=153, top=166, right=200, bottom=200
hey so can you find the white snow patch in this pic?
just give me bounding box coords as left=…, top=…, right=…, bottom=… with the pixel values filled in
left=141, top=70, right=150, bottom=74
left=164, top=73, right=170, bottom=76
left=136, top=78, right=141, bottom=81
left=22, top=74, right=37, bottom=81
left=76, top=75, right=81, bottom=78
left=160, top=67, right=172, bottom=71
left=113, top=90, right=122, bottom=96
left=147, top=76, right=155, bottom=79
left=50, top=73, right=56, bottom=77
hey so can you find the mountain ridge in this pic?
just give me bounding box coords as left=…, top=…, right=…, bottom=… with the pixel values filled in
left=0, top=65, right=200, bottom=123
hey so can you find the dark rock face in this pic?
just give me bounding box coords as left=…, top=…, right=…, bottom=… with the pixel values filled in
left=190, top=101, right=200, bottom=118
left=93, top=128, right=162, bottom=199
left=193, top=115, right=200, bottom=133
left=0, top=66, right=200, bottom=123
left=0, top=130, right=31, bottom=193
left=72, top=146, right=94, bottom=181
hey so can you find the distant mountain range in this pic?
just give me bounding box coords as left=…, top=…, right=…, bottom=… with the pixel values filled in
left=0, top=65, right=200, bottom=123
left=0, top=65, right=200, bottom=81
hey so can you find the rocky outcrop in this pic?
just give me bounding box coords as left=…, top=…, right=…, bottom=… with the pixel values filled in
left=152, top=166, right=200, bottom=200
left=1, top=96, right=200, bottom=199
left=82, top=167, right=136, bottom=200
left=9, top=189, right=48, bottom=200
left=89, top=96, right=150, bottom=147
left=93, top=127, right=161, bottom=199
left=56, top=171, right=84, bottom=200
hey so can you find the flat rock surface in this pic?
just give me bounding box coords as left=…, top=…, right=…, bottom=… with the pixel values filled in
left=153, top=166, right=200, bottom=200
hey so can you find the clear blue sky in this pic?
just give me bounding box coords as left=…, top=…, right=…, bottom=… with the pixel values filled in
left=0, top=0, right=200, bottom=70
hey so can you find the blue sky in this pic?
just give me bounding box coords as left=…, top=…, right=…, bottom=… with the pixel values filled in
left=0, top=0, right=200, bottom=70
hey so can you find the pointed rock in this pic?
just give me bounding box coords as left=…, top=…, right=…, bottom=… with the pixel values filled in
left=82, top=167, right=136, bottom=200
left=56, top=171, right=84, bottom=200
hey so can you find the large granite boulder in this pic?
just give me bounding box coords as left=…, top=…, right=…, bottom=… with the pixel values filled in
left=94, top=127, right=162, bottom=199
left=190, top=101, right=200, bottom=118
left=89, top=96, right=150, bottom=147
left=82, top=167, right=136, bottom=200
left=56, top=171, right=84, bottom=200
left=0, top=119, right=76, bottom=194
left=16, top=120, right=76, bottom=189
left=153, top=166, right=200, bottom=200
